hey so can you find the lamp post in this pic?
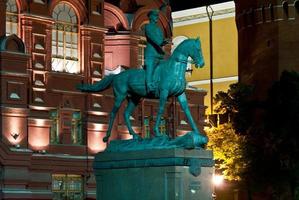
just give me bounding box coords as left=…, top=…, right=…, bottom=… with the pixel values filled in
left=206, top=5, right=214, bottom=114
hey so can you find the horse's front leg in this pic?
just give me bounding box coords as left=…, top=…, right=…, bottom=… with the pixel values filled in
left=154, top=90, right=168, bottom=137
left=177, top=92, right=208, bottom=144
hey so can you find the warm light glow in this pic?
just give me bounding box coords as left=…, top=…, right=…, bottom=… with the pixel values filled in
left=34, top=119, right=47, bottom=127
left=119, top=134, right=133, bottom=140
left=6, top=117, right=24, bottom=145
left=28, top=127, right=49, bottom=150
left=88, top=131, right=106, bottom=153
left=29, top=105, right=52, bottom=111
left=88, top=111, right=109, bottom=116
left=93, top=123, right=106, bottom=131
left=213, top=174, right=224, bottom=186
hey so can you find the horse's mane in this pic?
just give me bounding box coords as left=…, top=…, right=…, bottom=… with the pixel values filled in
left=172, top=39, right=195, bottom=56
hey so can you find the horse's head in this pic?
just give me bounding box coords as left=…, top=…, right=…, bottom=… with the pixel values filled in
left=190, top=38, right=205, bottom=68
left=173, top=38, right=205, bottom=69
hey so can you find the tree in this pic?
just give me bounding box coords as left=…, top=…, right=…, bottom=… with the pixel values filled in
left=213, top=83, right=254, bottom=134
left=261, top=71, right=299, bottom=199
left=206, top=123, right=246, bottom=181
left=213, top=71, right=299, bottom=199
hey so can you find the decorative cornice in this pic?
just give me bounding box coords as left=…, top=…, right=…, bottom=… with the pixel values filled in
left=173, top=8, right=235, bottom=24
left=236, top=2, right=299, bottom=32
left=172, top=1, right=235, bottom=26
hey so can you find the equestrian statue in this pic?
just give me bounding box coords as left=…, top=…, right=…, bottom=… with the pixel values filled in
left=77, top=10, right=208, bottom=149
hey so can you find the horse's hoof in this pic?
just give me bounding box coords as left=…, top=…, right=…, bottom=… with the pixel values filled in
left=133, top=134, right=142, bottom=141
left=155, top=134, right=169, bottom=139
left=103, top=136, right=110, bottom=143
left=154, top=134, right=163, bottom=138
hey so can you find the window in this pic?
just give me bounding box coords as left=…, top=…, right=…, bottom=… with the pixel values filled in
left=6, top=0, right=18, bottom=36
left=50, top=110, right=83, bottom=145
left=52, top=3, right=79, bottom=74
left=143, top=116, right=166, bottom=137
left=138, top=43, right=145, bottom=67
left=71, top=112, right=83, bottom=145
left=144, top=116, right=150, bottom=138
left=159, top=117, right=167, bottom=135
left=52, top=174, right=84, bottom=200
left=50, top=110, right=60, bottom=144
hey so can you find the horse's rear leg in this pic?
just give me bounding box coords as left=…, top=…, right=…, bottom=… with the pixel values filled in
left=103, top=95, right=126, bottom=143
left=154, top=90, right=168, bottom=137
left=124, top=97, right=141, bottom=140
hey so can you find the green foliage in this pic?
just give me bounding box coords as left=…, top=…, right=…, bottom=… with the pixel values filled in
left=213, top=71, right=299, bottom=198
left=214, top=83, right=254, bottom=134
left=244, top=71, right=299, bottom=183
left=260, top=71, right=299, bottom=192
left=206, top=123, right=246, bottom=181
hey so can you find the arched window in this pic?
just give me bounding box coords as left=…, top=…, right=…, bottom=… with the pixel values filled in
left=6, top=0, right=18, bottom=36
left=52, top=3, right=79, bottom=74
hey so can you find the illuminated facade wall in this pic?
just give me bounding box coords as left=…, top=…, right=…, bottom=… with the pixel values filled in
left=0, top=0, right=206, bottom=199
left=172, top=1, right=238, bottom=114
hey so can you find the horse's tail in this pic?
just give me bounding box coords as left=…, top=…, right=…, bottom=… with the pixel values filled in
left=78, top=75, right=115, bottom=92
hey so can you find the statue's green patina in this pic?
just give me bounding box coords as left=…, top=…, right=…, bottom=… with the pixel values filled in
left=77, top=38, right=208, bottom=148
left=144, top=9, right=170, bottom=92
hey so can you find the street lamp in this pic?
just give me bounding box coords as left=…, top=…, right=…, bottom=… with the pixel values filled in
left=212, top=174, right=224, bottom=199
left=213, top=174, right=224, bottom=186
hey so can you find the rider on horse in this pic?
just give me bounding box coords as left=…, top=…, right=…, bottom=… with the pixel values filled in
left=144, top=9, right=170, bottom=93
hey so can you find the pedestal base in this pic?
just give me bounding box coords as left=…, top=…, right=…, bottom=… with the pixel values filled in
left=93, top=148, right=214, bottom=200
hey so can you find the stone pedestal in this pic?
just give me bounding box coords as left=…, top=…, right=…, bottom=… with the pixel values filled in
left=93, top=148, right=214, bottom=200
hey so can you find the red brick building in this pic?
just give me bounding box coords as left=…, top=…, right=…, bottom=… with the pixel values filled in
left=235, top=0, right=299, bottom=100
left=0, top=0, right=206, bottom=199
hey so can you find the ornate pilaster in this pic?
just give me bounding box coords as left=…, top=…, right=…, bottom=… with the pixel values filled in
left=45, top=23, right=53, bottom=71
left=80, top=28, right=92, bottom=83
left=21, top=17, right=33, bottom=54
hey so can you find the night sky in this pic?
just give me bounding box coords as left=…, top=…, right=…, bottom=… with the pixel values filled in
left=170, top=0, right=231, bottom=11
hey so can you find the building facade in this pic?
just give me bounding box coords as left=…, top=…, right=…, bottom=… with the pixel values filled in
left=172, top=1, right=238, bottom=116
left=0, top=0, right=206, bottom=199
left=235, top=0, right=299, bottom=100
